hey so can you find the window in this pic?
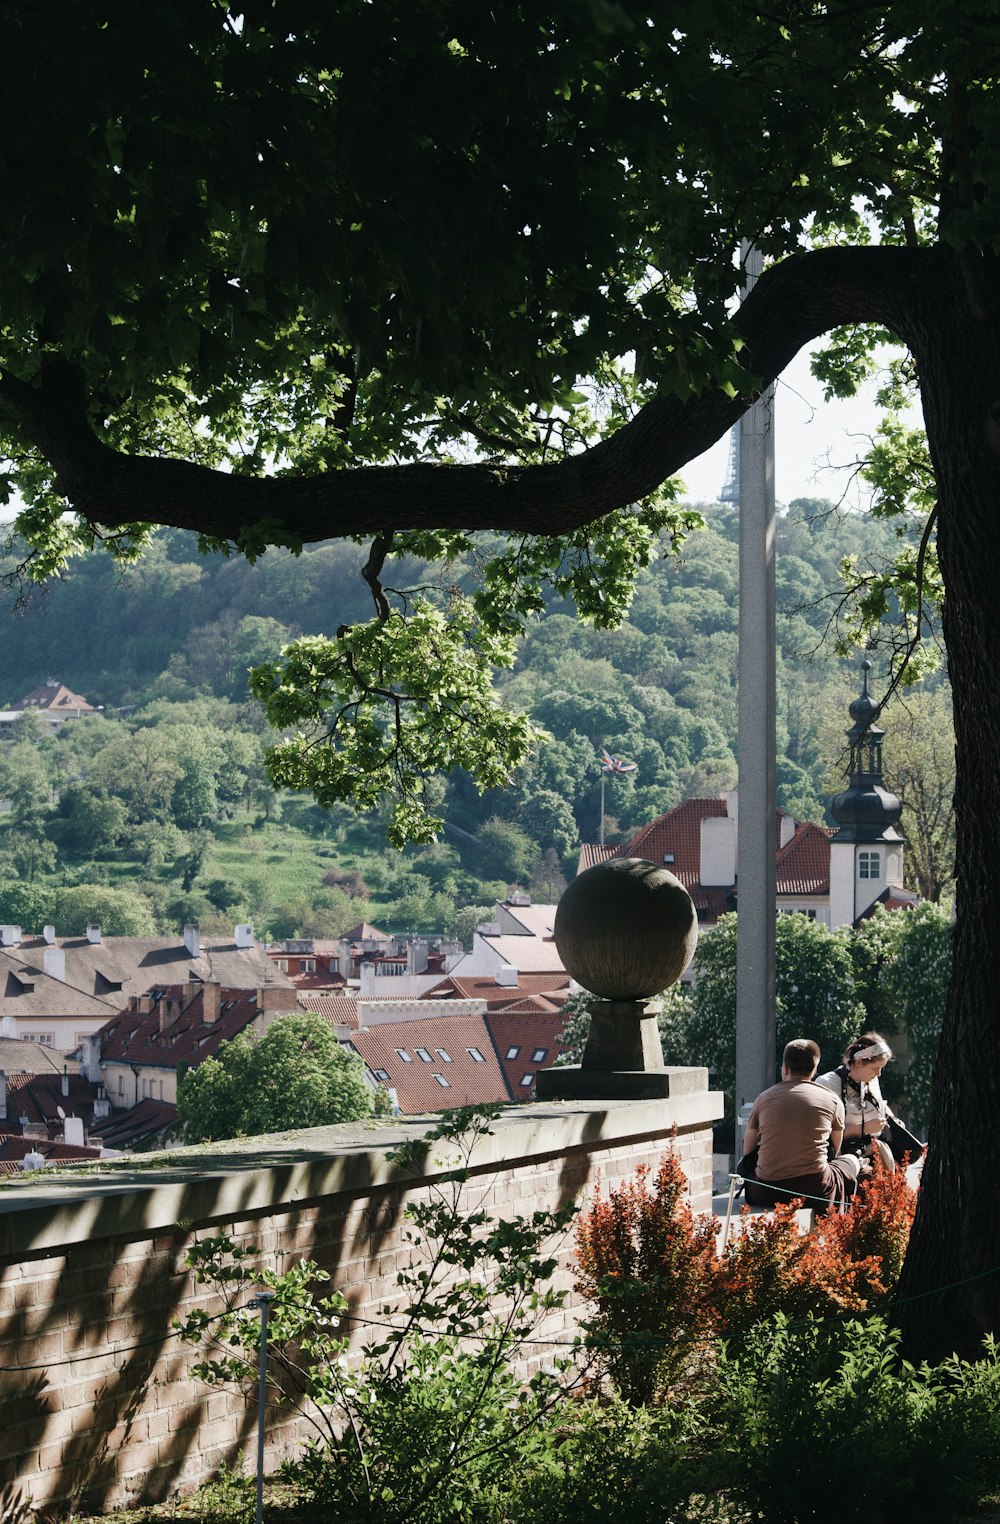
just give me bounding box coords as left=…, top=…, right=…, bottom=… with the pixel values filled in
left=24, top=1032, right=54, bottom=1045
left=520, top=1073, right=536, bottom=1088
left=467, top=1048, right=486, bottom=1063
left=74, top=1032, right=89, bottom=1045
left=275, top=959, right=289, bottom=971
left=415, top=1047, right=432, bottom=1063
left=505, top=1045, right=522, bottom=1060
left=394, top=1048, right=413, bottom=1063
left=328, top=957, right=340, bottom=973
left=858, top=850, right=881, bottom=880
left=383, top=961, right=406, bottom=976
left=301, top=958, right=316, bottom=973
left=531, top=1048, right=548, bottom=1063
left=435, top=1048, right=453, bottom=1063
left=118, top=1075, right=125, bottom=1096
left=374, top=1068, right=391, bottom=1082
left=432, top=1073, right=451, bottom=1088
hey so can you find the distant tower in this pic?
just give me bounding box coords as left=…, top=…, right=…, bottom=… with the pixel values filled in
left=827, top=660, right=905, bottom=927
left=719, top=424, right=740, bottom=503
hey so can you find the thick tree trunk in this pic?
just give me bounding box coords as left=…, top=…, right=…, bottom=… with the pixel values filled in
left=893, top=252, right=1000, bottom=1361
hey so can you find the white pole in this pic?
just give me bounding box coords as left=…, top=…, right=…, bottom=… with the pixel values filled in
left=735, top=242, right=777, bottom=1139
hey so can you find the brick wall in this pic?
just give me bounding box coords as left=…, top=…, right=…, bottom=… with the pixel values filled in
left=0, top=1083, right=721, bottom=1519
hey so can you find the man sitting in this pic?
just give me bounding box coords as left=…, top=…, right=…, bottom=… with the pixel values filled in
left=741, top=1038, right=864, bottom=1214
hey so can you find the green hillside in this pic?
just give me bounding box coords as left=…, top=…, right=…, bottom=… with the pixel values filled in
left=0, top=501, right=952, bottom=939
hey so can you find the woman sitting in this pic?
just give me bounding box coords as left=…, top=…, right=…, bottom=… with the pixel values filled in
left=815, top=1032, right=897, bottom=1172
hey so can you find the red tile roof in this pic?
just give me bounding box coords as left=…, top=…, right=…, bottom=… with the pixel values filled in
left=349, top=1014, right=511, bottom=1113
left=3, top=1071, right=99, bottom=1132
left=775, top=822, right=834, bottom=896
left=0, top=1133, right=102, bottom=1164
left=17, top=681, right=96, bottom=712
left=297, top=991, right=361, bottom=1029
left=580, top=798, right=833, bottom=926
left=97, top=984, right=296, bottom=1070
left=484, top=1010, right=569, bottom=1100
left=424, top=972, right=571, bottom=1010
left=625, top=797, right=729, bottom=891
left=89, top=1098, right=178, bottom=1149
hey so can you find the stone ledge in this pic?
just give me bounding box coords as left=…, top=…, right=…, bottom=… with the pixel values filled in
left=0, top=1091, right=723, bottom=1261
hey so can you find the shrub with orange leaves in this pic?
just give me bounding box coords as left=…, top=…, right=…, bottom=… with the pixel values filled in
left=714, top=1164, right=918, bottom=1348
left=573, top=1150, right=718, bottom=1404
left=815, top=1155, right=918, bottom=1305
left=715, top=1200, right=882, bottom=1348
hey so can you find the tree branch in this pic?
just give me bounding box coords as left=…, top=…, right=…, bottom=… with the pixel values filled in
left=0, top=247, right=930, bottom=546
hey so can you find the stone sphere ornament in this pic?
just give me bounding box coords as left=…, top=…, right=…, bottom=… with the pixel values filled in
left=554, top=857, right=698, bottom=999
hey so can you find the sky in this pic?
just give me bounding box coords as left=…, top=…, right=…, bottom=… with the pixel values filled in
left=678, top=344, right=914, bottom=510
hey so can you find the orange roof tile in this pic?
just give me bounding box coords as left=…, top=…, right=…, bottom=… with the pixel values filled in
left=775, top=822, right=833, bottom=895
left=424, top=972, right=571, bottom=1010
left=484, top=1010, right=569, bottom=1099
left=97, top=985, right=293, bottom=1070
left=349, top=1014, right=511, bottom=1113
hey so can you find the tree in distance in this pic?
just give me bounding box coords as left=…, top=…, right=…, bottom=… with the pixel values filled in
left=177, top=1011, right=377, bottom=1144
left=0, top=3, right=994, bottom=1357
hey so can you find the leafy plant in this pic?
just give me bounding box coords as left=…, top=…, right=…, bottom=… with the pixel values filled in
left=176, top=1107, right=582, bottom=1523
left=518, top=1392, right=717, bottom=1524
left=573, top=1150, right=718, bottom=1404
left=714, top=1315, right=1000, bottom=1524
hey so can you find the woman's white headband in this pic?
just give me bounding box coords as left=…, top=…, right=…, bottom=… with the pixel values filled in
left=853, top=1041, right=892, bottom=1062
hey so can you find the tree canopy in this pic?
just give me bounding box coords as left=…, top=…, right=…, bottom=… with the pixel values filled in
left=1, top=1, right=998, bottom=1358
left=176, top=1010, right=376, bottom=1142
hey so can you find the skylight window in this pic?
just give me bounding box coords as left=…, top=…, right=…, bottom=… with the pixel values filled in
left=520, top=1073, right=535, bottom=1087
left=435, top=1048, right=453, bottom=1062
left=467, top=1048, right=486, bottom=1063
left=415, top=1047, right=432, bottom=1062
left=394, top=1048, right=413, bottom=1063
left=531, top=1048, right=548, bottom=1063
left=432, top=1072, right=451, bottom=1087
left=506, top=1045, right=521, bottom=1059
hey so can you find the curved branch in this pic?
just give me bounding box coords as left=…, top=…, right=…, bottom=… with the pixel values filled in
left=0, top=246, right=931, bottom=545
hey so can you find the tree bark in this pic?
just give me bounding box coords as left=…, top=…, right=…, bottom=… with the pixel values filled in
left=892, top=251, right=1000, bottom=1361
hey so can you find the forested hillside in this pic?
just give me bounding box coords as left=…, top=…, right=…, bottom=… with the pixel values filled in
left=0, top=500, right=952, bottom=939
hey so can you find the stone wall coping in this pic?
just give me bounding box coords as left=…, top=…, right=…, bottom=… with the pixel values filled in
left=0, top=1086, right=722, bottom=1261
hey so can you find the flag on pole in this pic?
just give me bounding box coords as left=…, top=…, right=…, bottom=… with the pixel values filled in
left=599, top=748, right=637, bottom=776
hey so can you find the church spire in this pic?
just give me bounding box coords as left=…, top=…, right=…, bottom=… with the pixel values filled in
left=829, top=659, right=903, bottom=842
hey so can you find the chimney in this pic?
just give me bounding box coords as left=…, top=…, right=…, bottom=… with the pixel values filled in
left=201, top=981, right=222, bottom=1025
left=257, top=984, right=292, bottom=1014
left=43, top=947, right=66, bottom=982
left=183, top=923, right=201, bottom=958
left=0, top=1070, right=6, bottom=1121
left=779, top=814, right=797, bottom=849
left=82, top=1034, right=103, bottom=1084
left=42, top=924, right=56, bottom=946
left=86, top=924, right=102, bottom=945
left=0, top=925, right=21, bottom=946
left=61, top=1067, right=70, bottom=1099
left=234, top=923, right=254, bottom=948
left=495, top=966, right=518, bottom=988
left=409, top=938, right=428, bottom=974
left=63, top=1116, right=85, bottom=1147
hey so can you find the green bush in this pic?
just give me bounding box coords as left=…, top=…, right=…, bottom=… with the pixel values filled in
left=518, top=1394, right=716, bottom=1524
left=714, top=1314, right=1000, bottom=1524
